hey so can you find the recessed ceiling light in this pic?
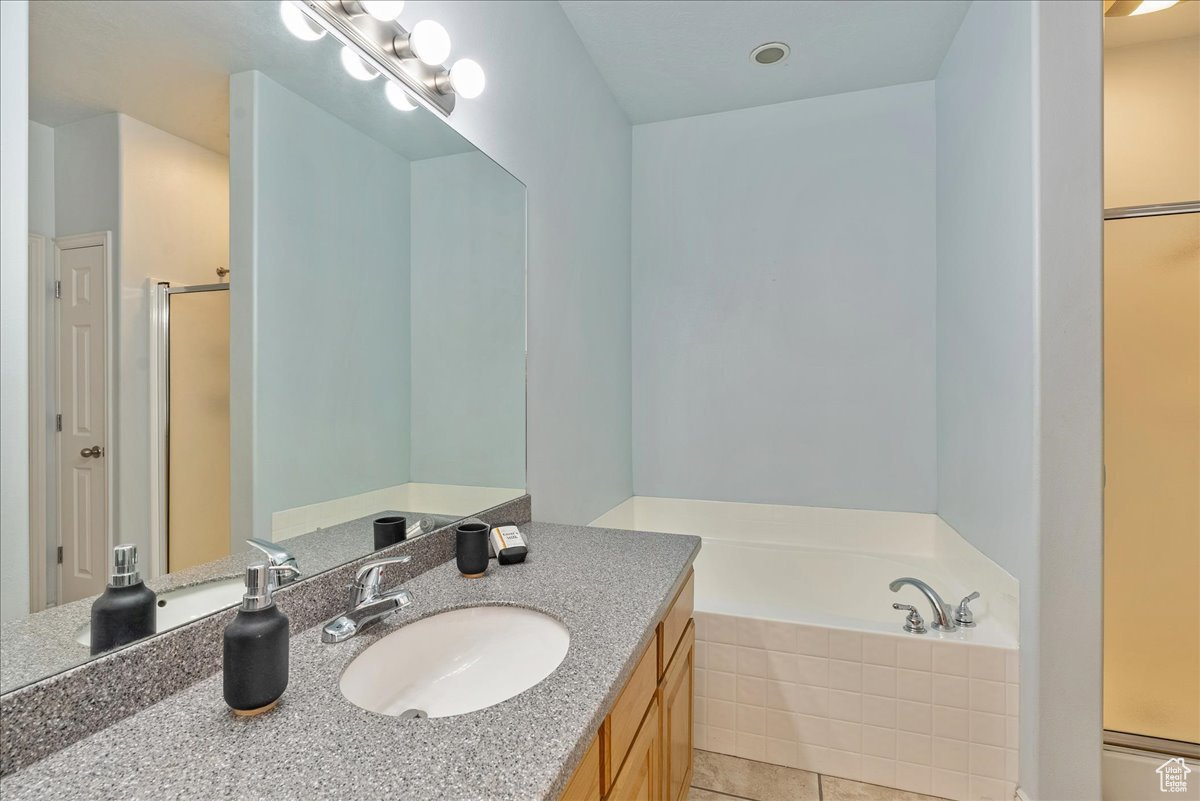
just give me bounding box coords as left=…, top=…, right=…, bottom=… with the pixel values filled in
left=751, top=42, right=790, bottom=65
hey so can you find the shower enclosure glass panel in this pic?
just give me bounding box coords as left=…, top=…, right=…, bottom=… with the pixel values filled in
left=163, top=285, right=231, bottom=573
left=1103, top=208, right=1200, bottom=747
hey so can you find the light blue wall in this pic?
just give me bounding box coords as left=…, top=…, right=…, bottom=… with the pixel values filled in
left=630, top=82, right=937, bottom=512
left=229, top=71, right=411, bottom=541
left=409, top=152, right=526, bottom=489
left=408, top=0, right=632, bottom=524
left=935, top=0, right=1041, bottom=792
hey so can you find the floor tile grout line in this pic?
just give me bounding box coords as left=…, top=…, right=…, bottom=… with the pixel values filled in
left=688, top=784, right=764, bottom=801
left=818, top=772, right=824, bottom=801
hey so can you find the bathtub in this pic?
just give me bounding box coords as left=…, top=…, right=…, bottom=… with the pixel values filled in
left=591, top=496, right=1020, bottom=801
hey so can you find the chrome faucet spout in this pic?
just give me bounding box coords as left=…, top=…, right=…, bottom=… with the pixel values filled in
left=322, top=555, right=414, bottom=643
left=889, top=577, right=956, bottom=632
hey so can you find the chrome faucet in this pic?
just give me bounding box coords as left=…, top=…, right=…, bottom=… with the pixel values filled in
left=321, top=555, right=414, bottom=643
left=889, top=577, right=957, bottom=632
left=246, top=539, right=300, bottom=586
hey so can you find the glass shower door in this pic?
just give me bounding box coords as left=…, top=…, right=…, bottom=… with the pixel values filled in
left=1103, top=207, right=1200, bottom=749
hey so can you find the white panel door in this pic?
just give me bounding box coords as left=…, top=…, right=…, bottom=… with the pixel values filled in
left=57, top=241, right=108, bottom=603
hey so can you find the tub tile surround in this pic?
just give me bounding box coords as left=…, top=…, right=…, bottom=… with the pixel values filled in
left=0, top=495, right=531, bottom=776
left=694, top=613, right=1019, bottom=801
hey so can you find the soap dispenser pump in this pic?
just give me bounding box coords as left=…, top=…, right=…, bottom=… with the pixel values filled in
left=90, top=544, right=157, bottom=655
left=223, top=562, right=300, bottom=716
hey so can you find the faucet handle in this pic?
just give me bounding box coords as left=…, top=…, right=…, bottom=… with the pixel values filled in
left=893, top=603, right=927, bottom=634
left=955, top=592, right=980, bottom=628
left=351, top=555, right=412, bottom=603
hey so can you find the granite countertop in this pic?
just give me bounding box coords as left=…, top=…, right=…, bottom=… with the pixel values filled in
left=0, top=509, right=460, bottom=693
left=0, top=522, right=700, bottom=801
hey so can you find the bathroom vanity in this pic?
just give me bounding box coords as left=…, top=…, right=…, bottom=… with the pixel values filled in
left=0, top=522, right=699, bottom=801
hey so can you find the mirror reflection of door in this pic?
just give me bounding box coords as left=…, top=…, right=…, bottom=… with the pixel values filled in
left=164, top=285, right=231, bottom=573
left=55, top=235, right=110, bottom=603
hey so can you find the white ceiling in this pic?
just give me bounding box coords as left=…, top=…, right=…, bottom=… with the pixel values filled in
left=1104, top=0, right=1200, bottom=49
left=29, top=0, right=473, bottom=160
left=558, top=0, right=971, bottom=124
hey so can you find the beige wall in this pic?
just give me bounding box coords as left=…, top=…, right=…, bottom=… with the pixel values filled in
left=1103, top=33, right=1200, bottom=744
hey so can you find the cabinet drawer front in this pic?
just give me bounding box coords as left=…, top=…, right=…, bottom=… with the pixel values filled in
left=560, top=730, right=602, bottom=801
left=609, top=697, right=660, bottom=801
left=605, top=637, right=659, bottom=789
left=658, top=570, right=694, bottom=678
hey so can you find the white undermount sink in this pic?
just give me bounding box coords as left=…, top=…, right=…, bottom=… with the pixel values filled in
left=74, top=576, right=245, bottom=646
left=339, top=606, right=569, bottom=718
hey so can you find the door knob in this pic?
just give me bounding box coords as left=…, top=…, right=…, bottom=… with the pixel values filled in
left=80, top=446, right=104, bottom=458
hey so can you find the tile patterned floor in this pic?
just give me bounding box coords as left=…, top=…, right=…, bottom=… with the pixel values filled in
left=689, top=750, right=954, bottom=801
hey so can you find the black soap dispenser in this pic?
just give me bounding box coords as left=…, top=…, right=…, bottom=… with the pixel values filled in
left=223, top=562, right=300, bottom=716
left=90, top=544, right=157, bottom=655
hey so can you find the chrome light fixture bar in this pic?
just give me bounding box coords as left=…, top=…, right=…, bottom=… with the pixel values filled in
left=291, top=0, right=458, bottom=116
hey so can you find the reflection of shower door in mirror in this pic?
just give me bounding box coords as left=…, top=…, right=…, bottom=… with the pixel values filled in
left=1103, top=204, right=1200, bottom=752
left=160, top=284, right=231, bottom=573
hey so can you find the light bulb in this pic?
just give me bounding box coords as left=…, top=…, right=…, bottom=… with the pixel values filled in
left=1130, top=0, right=1179, bottom=13
left=409, top=20, right=451, bottom=65
left=385, top=81, right=417, bottom=111
left=448, top=58, right=485, bottom=99
left=280, top=1, right=326, bottom=41
left=340, top=46, right=379, bottom=81
left=360, top=0, right=405, bottom=20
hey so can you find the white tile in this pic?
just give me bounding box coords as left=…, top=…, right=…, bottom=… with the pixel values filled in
left=970, top=679, right=1006, bottom=714
left=695, top=642, right=708, bottom=669
left=828, top=720, right=862, bottom=752
left=792, top=684, right=829, bottom=717
left=863, top=634, right=898, bottom=666
left=969, top=647, right=1007, bottom=682
left=694, top=723, right=708, bottom=751
left=970, top=743, right=1006, bottom=780
left=708, top=614, right=738, bottom=645
left=933, top=768, right=970, bottom=801
left=765, top=650, right=798, bottom=683
left=969, top=774, right=1009, bottom=801
left=1006, top=749, right=1018, bottom=783
left=861, top=755, right=897, bottom=787
left=766, top=679, right=794, bottom=710
left=934, top=673, right=970, bottom=708
left=735, top=732, right=766, bottom=761
left=863, top=664, right=897, bottom=697
left=829, top=630, right=862, bottom=661
left=737, top=704, right=766, bottom=735
left=1005, top=650, right=1019, bottom=684
left=797, top=713, right=829, bottom=746
left=796, top=743, right=830, bottom=774
left=795, top=625, right=829, bottom=657
left=863, top=725, right=897, bottom=758
left=933, top=705, right=970, bottom=741
left=933, top=736, right=970, bottom=771
left=736, top=676, right=765, bottom=706
left=824, top=748, right=862, bottom=781
left=695, top=696, right=707, bottom=724
left=737, top=646, right=767, bottom=678
left=709, top=670, right=736, bottom=701
left=764, top=620, right=798, bottom=653
left=932, top=641, right=970, bottom=676
left=896, top=761, right=933, bottom=795
left=898, top=732, right=932, bottom=766
left=1005, top=715, right=1019, bottom=749
left=862, top=695, right=897, bottom=728
left=766, top=737, right=798, bottom=769
left=796, top=654, right=829, bottom=687
left=828, top=659, right=861, bottom=692
left=969, top=711, right=1006, bottom=747
left=708, top=726, right=736, bottom=754
left=709, top=643, right=737, bottom=674
left=738, top=618, right=770, bottom=648
left=829, top=689, right=862, bottom=722
left=695, top=612, right=710, bottom=641
left=709, top=699, right=736, bottom=729
left=695, top=668, right=708, bottom=697
left=898, top=668, right=932, bottom=703
left=1006, top=683, right=1019, bottom=717
left=897, top=638, right=933, bottom=671
left=766, top=709, right=798, bottom=741
left=897, top=700, right=932, bottom=734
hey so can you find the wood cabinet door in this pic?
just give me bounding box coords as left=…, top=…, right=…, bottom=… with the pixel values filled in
left=561, top=730, right=602, bottom=801
left=660, top=620, right=695, bottom=801
left=608, top=698, right=660, bottom=801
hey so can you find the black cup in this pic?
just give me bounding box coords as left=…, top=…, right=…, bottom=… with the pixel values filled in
left=456, top=522, right=490, bottom=578
left=373, top=516, right=407, bottom=551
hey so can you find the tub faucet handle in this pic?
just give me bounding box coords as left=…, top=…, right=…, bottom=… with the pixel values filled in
left=955, top=592, right=980, bottom=628
left=892, top=603, right=927, bottom=634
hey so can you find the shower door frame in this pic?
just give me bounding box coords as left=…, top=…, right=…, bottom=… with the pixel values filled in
left=1101, top=198, right=1200, bottom=761
left=151, top=282, right=230, bottom=578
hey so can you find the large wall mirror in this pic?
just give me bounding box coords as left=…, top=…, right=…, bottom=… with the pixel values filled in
left=3, top=0, right=526, bottom=693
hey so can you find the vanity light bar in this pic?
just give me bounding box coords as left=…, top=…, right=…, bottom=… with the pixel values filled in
left=282, top=0, right=484, bottom=117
